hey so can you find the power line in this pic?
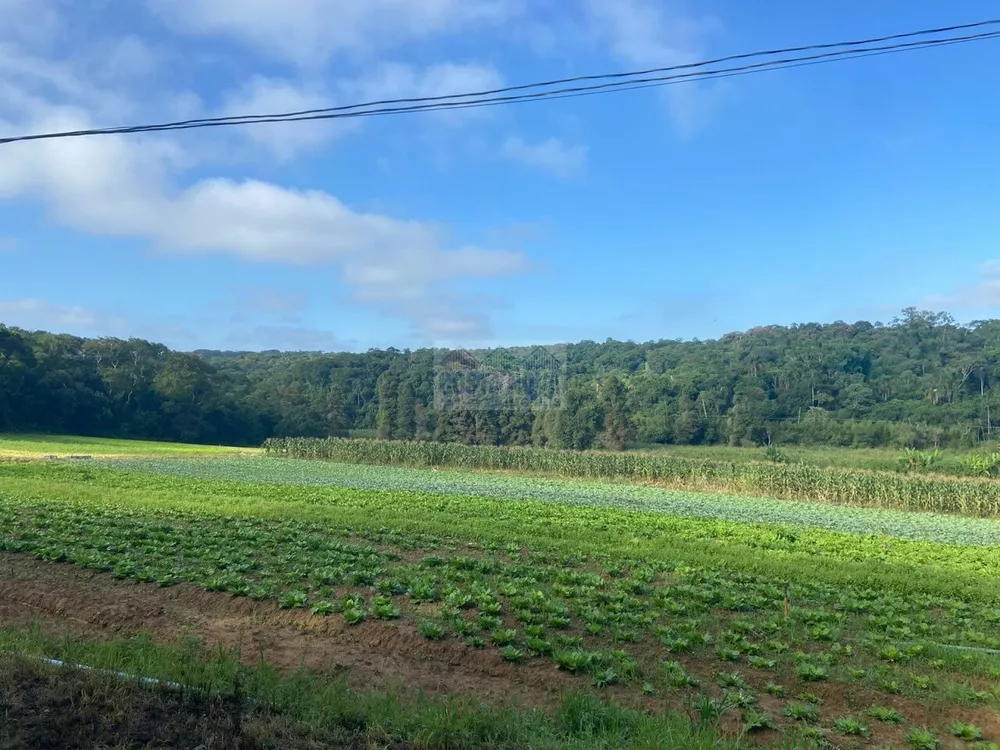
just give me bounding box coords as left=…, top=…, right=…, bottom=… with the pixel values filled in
left=2, top=19, right=998, bottom=146
left=60, top=18, right=1000, bottom=130
left=116, top=31, right=1000, bottom=131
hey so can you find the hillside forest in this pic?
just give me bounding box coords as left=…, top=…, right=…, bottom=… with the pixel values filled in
left=3, top=308, right=1000, bottom=450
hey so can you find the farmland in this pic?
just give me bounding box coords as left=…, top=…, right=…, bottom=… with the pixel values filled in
left=1, top=439, right=1000, bottom=748
left=0, top=433, right=259, bottom=460
left=264, top=437, right=1000, bottom=516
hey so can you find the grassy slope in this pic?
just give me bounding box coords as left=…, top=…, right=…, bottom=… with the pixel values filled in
left=0, top=433, right=258, bottom=459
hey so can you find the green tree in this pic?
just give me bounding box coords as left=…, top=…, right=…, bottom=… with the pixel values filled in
left=395, top=381, right=416, bottom=440
left=375, top=372, right=398, bottom=440
left=598, top=374, right=634, bottom=450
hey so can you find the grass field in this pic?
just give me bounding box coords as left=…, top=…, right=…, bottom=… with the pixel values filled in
left=0, top=433, right=259, bottom=459
left=2, top=437, right=1000, bottom=748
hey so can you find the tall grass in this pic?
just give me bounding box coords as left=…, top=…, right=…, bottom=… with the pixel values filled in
left=263, top=437, right=1000, bottom=516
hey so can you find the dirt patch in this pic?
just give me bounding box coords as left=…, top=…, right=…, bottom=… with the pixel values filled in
left=0, top=552, right=579, bottom=711
left=0, top=654, right=392, bottom=750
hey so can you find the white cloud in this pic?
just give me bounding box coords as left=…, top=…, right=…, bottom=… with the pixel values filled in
left=219, top=76, right=360, bottom=160
left=0, top=298, right=129, bottom=334
left=502, top=136, right=587, bottom=178
left=347, top=62, right=505, bottom=126
left=925, top=261, right=1000, bottom=310
left=0, top=111, right=528, bottom=340
left=0, top=0, right=64, bottom=48
left=147, top=0, right=520, bottom=66
left=0, top=1, right=533, bottom=343
left=582, top=0, right=723, bottom=136
left=356, top=61, right=503, bottom=100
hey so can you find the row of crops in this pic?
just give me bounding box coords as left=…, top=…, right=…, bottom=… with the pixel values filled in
left=7, top=460, right=999, bottom=602
left=262, top=437, right=1000, bottom=516
left=107, top=457, right=1000, bottom=547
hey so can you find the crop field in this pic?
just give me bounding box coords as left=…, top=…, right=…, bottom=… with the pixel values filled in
left=1, top=442, right=1000, bottom=748
left=635, top=444, right=982, bottom=477
left=263, top=437, right=1000, bottom=516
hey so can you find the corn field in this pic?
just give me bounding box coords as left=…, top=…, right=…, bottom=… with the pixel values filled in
left=262, top=437, right=1000, bottom=516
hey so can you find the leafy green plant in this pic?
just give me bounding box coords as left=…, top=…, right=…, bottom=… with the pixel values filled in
left=964, top=452, right=1000, bottom=478
left=370, top=597, right=400, bottom=620
left=592, top=668, right=618, bottom=688
left=834, top=716, right=870, bottom=737
left=309, top=601, right=335, bottom=615
left=906, top=727, right=940, bottom=750
left=716, top=671, right=747, bottom=689
left=278, top=590, right=308, bottom=609
left=554, top=650, right=591, bottom=674
left=715, top=647, right=741, bottom=662
left=501, top=646, right=525, bottom=663
left=763, top=445, right=788, bottom=464
left=795, top=662, right=828, bottom=682
left=782, top=703, right=819, bottom=723
left=867, top=706, right=904, bottom=724
left=417, top=620, right=446, bottom=640
left=342, top=606, right=366, bottom=625
left=662, top=660, right=698, bottom=688
left=487, top=629, right=515, bottom=647
left=948, top=722, right=984, bottom=741
left=740, top=709, right=776, bottom=732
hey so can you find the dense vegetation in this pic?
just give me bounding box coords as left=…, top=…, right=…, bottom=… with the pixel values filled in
left=6, top=307, right=1000, bottom=449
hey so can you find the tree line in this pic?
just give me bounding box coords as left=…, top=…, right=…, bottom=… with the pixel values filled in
left=3, top=307, right=1000, bottom=449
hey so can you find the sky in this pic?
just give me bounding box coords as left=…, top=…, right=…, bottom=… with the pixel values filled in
left=1, top=0, right=1000, bottom=353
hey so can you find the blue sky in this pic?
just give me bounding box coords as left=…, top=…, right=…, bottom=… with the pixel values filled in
left=2, top=0, right=999, bottom=352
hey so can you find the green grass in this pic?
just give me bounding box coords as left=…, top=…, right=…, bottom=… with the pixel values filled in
left=0, top=433, right=257, bottom=459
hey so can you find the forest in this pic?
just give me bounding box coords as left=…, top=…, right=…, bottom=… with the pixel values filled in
left=3, top=307, right=1000, bottom=450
